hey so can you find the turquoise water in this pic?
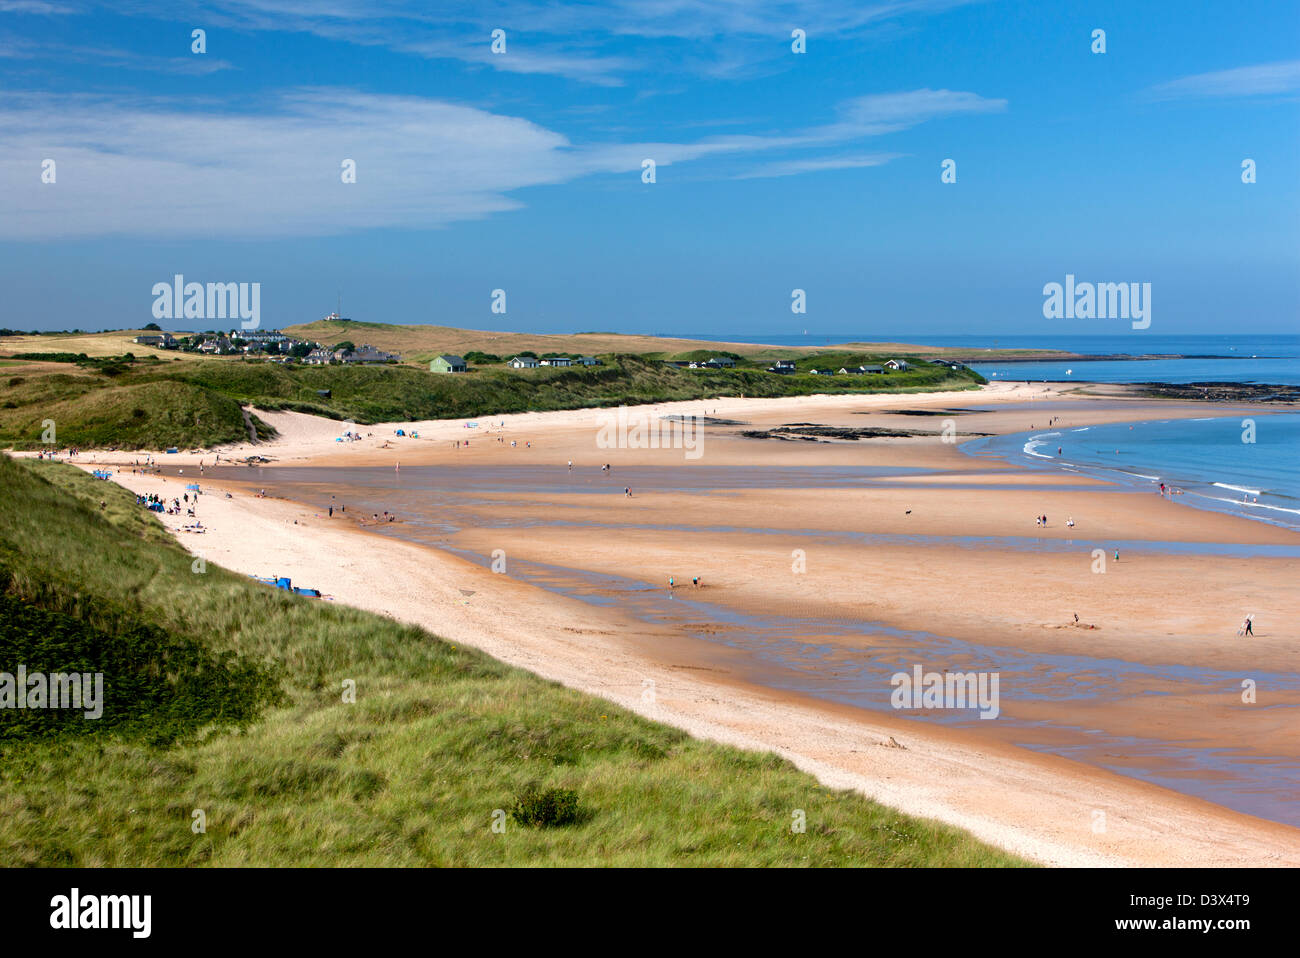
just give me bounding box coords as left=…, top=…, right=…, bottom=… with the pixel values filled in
left=965, top=413, right=1300, bottom=530
left=971, top=355, right=1300, bottom=385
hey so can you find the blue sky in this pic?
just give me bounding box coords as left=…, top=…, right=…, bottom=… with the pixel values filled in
left=2, top=0, right=1297, bottom=338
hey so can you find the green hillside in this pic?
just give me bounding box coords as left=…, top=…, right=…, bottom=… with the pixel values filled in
left=0, top=352, right=983, bottom=450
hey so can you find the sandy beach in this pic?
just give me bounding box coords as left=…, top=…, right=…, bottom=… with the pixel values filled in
left=64, top=381, right=1300, bottom=866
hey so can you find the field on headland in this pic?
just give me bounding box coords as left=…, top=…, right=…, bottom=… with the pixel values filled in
left=280, top=319, right=1080, bottom=364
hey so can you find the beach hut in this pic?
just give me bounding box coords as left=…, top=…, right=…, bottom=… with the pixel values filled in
left=884, top=359, right=910, bottom=371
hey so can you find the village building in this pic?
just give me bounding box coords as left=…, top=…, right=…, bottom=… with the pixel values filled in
left=133, top=333, right=176, bottom=348
left=430, top=354, right=468, bottom=373
left=341, top=345, right=399, bottom=364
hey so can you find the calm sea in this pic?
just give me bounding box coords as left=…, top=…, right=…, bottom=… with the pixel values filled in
left=964, top=413, right=1300, bottom=531
left=662, top=333, right=1300, bottom=529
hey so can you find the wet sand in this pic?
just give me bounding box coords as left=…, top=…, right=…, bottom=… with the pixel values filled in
left=62, top=382, right=1300, bottom=864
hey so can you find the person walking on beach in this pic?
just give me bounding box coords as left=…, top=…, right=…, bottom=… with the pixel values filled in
left=1241, top=615, right=1254, bottom=636
left=624, top=487, right=631, bottom=497
left=668, top=576, right=674, bottom=592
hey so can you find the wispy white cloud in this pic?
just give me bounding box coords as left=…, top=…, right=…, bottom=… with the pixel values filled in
left=0, top=86, right=1003, bottom=239
left=734, top=153, right=901, bottom=179
left=60, top=0, right=986, bottom=84
left=0, top=0, right=76, bottom=13
left=397, top=37, right=637, bottom=86
left=809, top=89, right=1006, bottom=141
left=1145, top=60, right=1300, bottom=100
left=0, top=35, right=234, bottom=73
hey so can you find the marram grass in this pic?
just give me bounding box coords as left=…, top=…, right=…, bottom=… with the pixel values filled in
left=0, top=457, right=1026, bottom=866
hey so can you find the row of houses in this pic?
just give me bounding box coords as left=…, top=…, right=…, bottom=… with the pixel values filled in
left=135, top=329, right=317, bottom=358
left=427, top=354, right=606, bottom=373
left=506, top=355, right=602, bottom=369
left=303, top=344, right=400, bottom=365
left=769, top=359, right=912, bottom=375
left=663, top=357, right=737, bottom=370
left=134, top=328, right=405, bottom=364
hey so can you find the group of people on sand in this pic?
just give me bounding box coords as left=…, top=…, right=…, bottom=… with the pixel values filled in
left=1034, top=513, right=1078, bottom=528
left=668, top=576, right=702, bottom=592
left=135, top=491, right=196, bottom=518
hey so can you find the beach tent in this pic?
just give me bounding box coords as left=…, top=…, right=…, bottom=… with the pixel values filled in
left=396, top=429, right=406, bottom=436
left=165, top=447, right=179, bottom=454
left=186, top=483, right=200, bottom=491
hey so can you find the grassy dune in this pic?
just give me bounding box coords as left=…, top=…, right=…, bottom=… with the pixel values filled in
left=0, top=456, right=1027, bottom=866
left=0, top=376, right=257, bottom=450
